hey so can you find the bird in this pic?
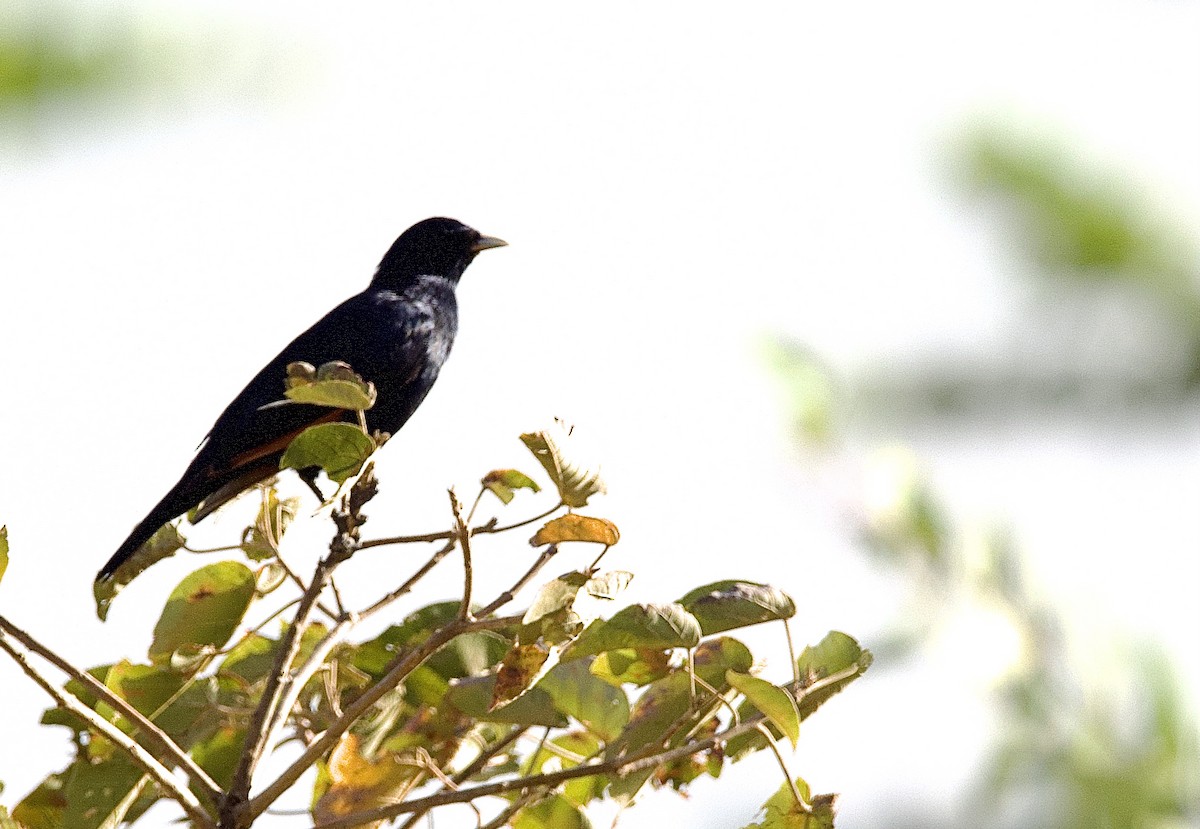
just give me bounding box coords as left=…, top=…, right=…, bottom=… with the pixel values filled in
left=97, top=217, right=506, bottom=583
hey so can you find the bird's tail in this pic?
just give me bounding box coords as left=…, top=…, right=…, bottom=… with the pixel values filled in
left=96, top=476, right=206, bottom=583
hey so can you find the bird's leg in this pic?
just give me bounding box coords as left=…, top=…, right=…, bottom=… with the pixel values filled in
left=297, top=466, right=327, bottom=503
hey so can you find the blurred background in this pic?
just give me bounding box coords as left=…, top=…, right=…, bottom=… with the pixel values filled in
left=0, top=1, right=1197, bottom=827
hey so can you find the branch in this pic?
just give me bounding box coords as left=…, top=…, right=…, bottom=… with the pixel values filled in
left=304, top=663, right=867, bottom=829
left=0, top=632, right=215, bottom=829
left=225, top=466, right=376, bottom=826
left=0, top=614, right=222, bottom=808
left=358, top=501, right=565, bottom=551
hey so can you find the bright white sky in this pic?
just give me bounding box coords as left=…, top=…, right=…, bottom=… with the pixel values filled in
left=1, top=1, right=1198, bottom=826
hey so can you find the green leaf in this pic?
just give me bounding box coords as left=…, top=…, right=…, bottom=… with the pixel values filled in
left=280, top=422, right=374, bottom=484
left=565, top=603, right=702, bottom=660
left=0, top=525, right=8, bottom=587
left=795, top=631, right=872, bottom=720
left=520, top=422, right=606, bottom=508
left=727, top=671, right=800, bottom=748
left=513, top=794, right=592, bottom=829
left=538, top=659, right=631, bottom=742
left=275, top=360, right=376, bottom=410
left=745, top=779, right=837, bottom=829
left=694, top=637, right=755, bottom=688
left=678, top=580, right=796, bottom=635
left=522, top=572, right=589, bottom=625
left=605, top=672, right=692, bottom=759
left=220, top=634, right=277, bottom=685
left=94, top=523, right=186, bottom=620
left=590, top=648, right=671, bottom=686
left=444, top=675, right=568, bottom=728
left=530, top=515, right=619, bottom=547
left=481, top=469, right=541, bottom=504
left=189, top=726, right=244, bottom=789
left=148, top=562, right=256, bottom=666
left=12, top=772, right=67, bottom=829
left=63, top=756, right=147, bottom=829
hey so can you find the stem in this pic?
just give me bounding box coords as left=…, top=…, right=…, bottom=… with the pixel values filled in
left=359, top=501, right=565, bottom=551
left=451, top=489, right=474, bottom=620
left=754, top=722, right=810, bottom=813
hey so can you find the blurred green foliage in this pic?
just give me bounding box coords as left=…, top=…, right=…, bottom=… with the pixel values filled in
left=768, top=118, right=1200, bottom=815
left=959, top=121, right=1200, bottom=389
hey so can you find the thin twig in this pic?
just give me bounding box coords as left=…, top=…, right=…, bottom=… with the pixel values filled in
left=475, top=545, right=559, bottom=618
left=0, top=633, right=215, bottom=828
left=359, top=501, right=565, bottom=551
left=754, top=722, right=810, bottom=813
left=357, top=539, right=459, bottom=622
left=451, top=489, right=474, bottom=620
left=0, top=614, right=222, bottom=808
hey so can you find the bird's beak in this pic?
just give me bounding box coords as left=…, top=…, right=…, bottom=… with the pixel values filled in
left=472, top=235, right=508, bottom=253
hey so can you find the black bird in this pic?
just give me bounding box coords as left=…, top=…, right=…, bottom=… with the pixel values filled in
left=97, top=217, right=506, bottom=583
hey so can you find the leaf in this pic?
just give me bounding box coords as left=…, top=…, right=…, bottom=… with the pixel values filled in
left=520, top=422, right=606, bottom=508
left=241, top=487, right=299, bottom=562
left=590, top=648, right=671, bottom=687
left=522, top=572, right=589, bottom=625
left=726, top=671, right=800, bottom=748
left=220, top=634, right=277, bottom=684
left=538, top=659, right=630, bottom=742
left=745, top=778, right=837, bottom=829
left=678, top=580, right=796, bottom=635
left=605, top=672, right=692, bottom=759
left=445, top=675, right=568, bottom=728
left=481, top=469, right=541, bottom=505
left=491, top=643, right=554, bottom=708
left=564, top=603, right=702, bottom=660
left=313, top=734, right=424, bottom=827
left=94, top=523, right=186, bottom=620
left=12, top=772, right=67, bottom=829
left=0, top=525, right=7, bottom=587
left=531, top=514, right=619, bottom=547
left=273, top=360, right=377, bottom=410
left=148, top=562, right=256, bottom=666
left=693, top=637, right=754, bottom=688
left=189, top=726, right=244, bottom=789
left=63, top=756, right=146, bottom=829
left=254, top=562, right=288, bottom=595
left=795, top=631, right=872, bottom=720
left=280, top=422, right=374, bottom=484
left=585, top=571, right=633, bottom=600
left=513, top=794, right=592, bottom=829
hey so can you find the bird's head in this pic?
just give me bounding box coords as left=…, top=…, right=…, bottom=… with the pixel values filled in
left=374, top=217, right=506, bottom=287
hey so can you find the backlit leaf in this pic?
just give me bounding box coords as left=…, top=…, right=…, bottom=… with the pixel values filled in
left=280, top=422, right=374, bottom=484
left=565, top=603, right=702, bottom=660
left=520, top=422, right=606, bottom=508
left=275, top=360, right=376, bottom=410
left=678, top=580, right=796, bottom=635
left=726, top=671, right=800, bottom=748
left=481, top=469, right=541, bottom=504
left=531, top=515, right=619, bottom=547
left=148, top=562, right=256, bottom=666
